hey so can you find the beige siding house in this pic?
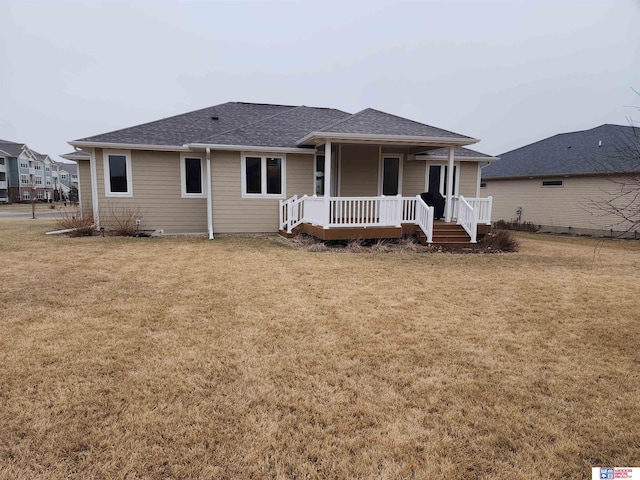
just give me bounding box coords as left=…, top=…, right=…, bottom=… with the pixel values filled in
left=482, top=124, right=640, bottom=237
left=65, top=102, right=498, bottom=245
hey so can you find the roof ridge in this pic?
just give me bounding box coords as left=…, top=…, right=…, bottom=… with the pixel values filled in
left=194, top=105, right=306, bottom=144
left=316, top=108, right=367, bottom=132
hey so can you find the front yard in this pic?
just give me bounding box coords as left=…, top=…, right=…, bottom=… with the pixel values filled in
left=0, top=218, right=638, bottom=479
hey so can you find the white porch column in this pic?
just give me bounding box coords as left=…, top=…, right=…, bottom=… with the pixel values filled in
left=445, top=145, right=454, bottom=222
left=323, top=141, right=332, bottom=228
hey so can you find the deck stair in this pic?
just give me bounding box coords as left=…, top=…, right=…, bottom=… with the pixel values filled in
left=416, top=221, right=472, bottom=247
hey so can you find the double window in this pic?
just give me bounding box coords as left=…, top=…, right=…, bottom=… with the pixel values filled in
left=103, top=150, right=132, bottom=197
left=45, top=165, right=50, bottom=172
left=180, top=155, right=205, bottom=198
left=20, top=160, right=28, bottom=169
left=34, top=163, right=42, bottom=170
left=21, top=174, right=29, bottom=184
left=22, top=191, right=30, bottom=200
left=35, top=176, right=43, bottom=186
left=241, top=155, right=285, bottom=198
left=46, top=178, right=52, bottom=186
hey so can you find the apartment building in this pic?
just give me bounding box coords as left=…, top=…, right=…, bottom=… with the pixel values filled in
left=0, top=139, right=56, bottom=202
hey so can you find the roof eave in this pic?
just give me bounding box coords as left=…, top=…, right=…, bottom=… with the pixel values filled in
left=68, top=140, right=191, bottom=152
left=61, top=153, right=87, bottom=161
left=415, top=155, right=500, bottom=162
left=296, top=132, right=479, bottom=147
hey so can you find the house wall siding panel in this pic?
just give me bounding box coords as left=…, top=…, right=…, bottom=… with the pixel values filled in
left=77, top=160, right=93, bottom=216
left=339, top=145, right=379, bottom=196
left=95, top=149, right=208, bottom=234
left=402, top=160, right=426, bottom=197
left=211, top=151, right=313, bottom=233
left=459, top=162, right=479, bottom=197
left=482, top=175, right=634, bottom=232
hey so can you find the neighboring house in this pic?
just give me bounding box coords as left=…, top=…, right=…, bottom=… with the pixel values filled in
left=65, top=102, right=498, bottom=244
left=0, top=139, right=56, bottom=203
left=481, top=124, right=640, bottom=237
left=52, top=162, right=79, bottom=199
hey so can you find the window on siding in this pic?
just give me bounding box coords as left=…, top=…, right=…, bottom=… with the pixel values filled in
left=542, top=180, right=563, bottom=187
left=182, top=157, right=203, bottom=196
left=480, top=182, right=487, bottom=188
left=103, top=151, right=132, bottom=197
left=242, top=155, right=285, bottom=197
left=266, top=157, right=282, bottom=195
left=20, top=160, right=28, bottom=169
left=109, top=156, right=128, bottom=192
left=46, top=178, right=52, bottom=186
left=21, top=174, right=29, bottom=184
left=35, top=176, right=43, bottom=185
left=315, top=155, right=325, bottom=196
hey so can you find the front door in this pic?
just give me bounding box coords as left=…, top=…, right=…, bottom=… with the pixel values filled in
left=427, top=164, right=457, bottom=196
left=381, top=155, right=402, bottom=196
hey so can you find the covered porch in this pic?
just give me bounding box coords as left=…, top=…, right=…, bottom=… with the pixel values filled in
left=280, top=193, right=492, bottom=245
left=281, top=132, right=495, bottom=245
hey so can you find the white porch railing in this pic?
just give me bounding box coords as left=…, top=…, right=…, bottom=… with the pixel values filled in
left=279, top=194, right=306, bottom=233
left=280, top=194, right=491, bottom=243
left=415, top=196, right=434, bottom=243
left=456, top=196, right=478, bottom=243
left=451, top=196, right=492, bottom=225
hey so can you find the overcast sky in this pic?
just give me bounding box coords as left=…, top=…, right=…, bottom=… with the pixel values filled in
left=1, top=0, right=638, bottom=162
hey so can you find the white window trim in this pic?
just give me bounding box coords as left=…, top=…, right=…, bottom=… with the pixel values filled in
left=35, top=175, right=43, bottom=185
left=241, top=153, right=286, bottom=199
left=23, top=191, right=30, bottom=200
left=378, top=153, right=404, bottom=196
left=21, top=174, right=29, bottom=184
left=46, top=178, right=52, bottom=186
left=180, top=154, right=206, bottom=198
left=103, top=149, right=133, bottom=197
left=314, top=154, right=325, bottom=196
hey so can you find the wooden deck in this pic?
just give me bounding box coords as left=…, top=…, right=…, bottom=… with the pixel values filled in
left=280, top=221, right=491, bottom=245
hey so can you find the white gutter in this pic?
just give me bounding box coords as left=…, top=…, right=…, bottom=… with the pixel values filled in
left=69, top=141, right=190, bottom=152
left=414, top=155, right=500, bottom=162
left=296, top=131, right=479, bottom=147
left=206, top=147, right=213, bottom=240
left=187, top=143, right=315, bottom=154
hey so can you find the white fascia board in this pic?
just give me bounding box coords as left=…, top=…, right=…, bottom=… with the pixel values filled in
left=68, top=141, right=190, bottom=152
left=186, top=143, right=316, bottom=154
left=61, top=153, right=90, bottom=161
left=296, top=132, right=479, bottom=147
left=415, top=155, right=500, bottom=162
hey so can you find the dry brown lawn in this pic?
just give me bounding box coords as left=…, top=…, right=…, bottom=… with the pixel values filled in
left=1, top=219, right=638, bottom=479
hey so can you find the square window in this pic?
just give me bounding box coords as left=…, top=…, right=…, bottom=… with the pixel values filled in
left=241, top=155, right=285, bottom=198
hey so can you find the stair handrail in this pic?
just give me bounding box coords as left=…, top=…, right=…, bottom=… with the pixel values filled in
left=415, top=195, right=434, bottom=243
left=456, top=195, right=477, bottom=243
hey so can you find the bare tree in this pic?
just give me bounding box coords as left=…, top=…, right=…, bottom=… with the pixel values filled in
left=588, top=92, right=640, bottom=237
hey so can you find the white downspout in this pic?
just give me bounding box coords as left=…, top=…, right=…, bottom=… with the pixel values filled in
left=206, top=147, right=213, bottom=239
left=89, top=148, right=100, bottom=227
left=445, top=146, right=454, bottom=222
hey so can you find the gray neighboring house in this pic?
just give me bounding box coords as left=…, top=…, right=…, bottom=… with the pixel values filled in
left=481, top=124, right=640, bottom=237
left=0, top=139, right=56, bottom=202
left=65, top=101, right=498, bottom=243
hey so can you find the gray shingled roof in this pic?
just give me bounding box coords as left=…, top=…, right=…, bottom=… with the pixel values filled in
left=62, top=151, right=90, bottom=159
left=74, top=102, right=478, bottom=148
left=482, top=124, right=640, bottom=179
left=197, top=106, right=351, bottom=148
left=317, top=108, right=473, bottom=139
left=59, top=163, right=78, bottom=175
left=76, top=102, right=309, bottom=146
left=0, top=141, right=26, bottom=157
left=418, top=147, right=495, bottom=158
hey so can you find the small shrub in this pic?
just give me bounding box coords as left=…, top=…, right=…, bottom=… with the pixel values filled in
left=101, top=204, right=144, bottom=236
left=494, top=219, right=538, bottom=232
left=346, top=239, right=367, bottom=253
left=480, top=230, right=519, bottom=252
left=56, top=209, right=95, bottom=237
